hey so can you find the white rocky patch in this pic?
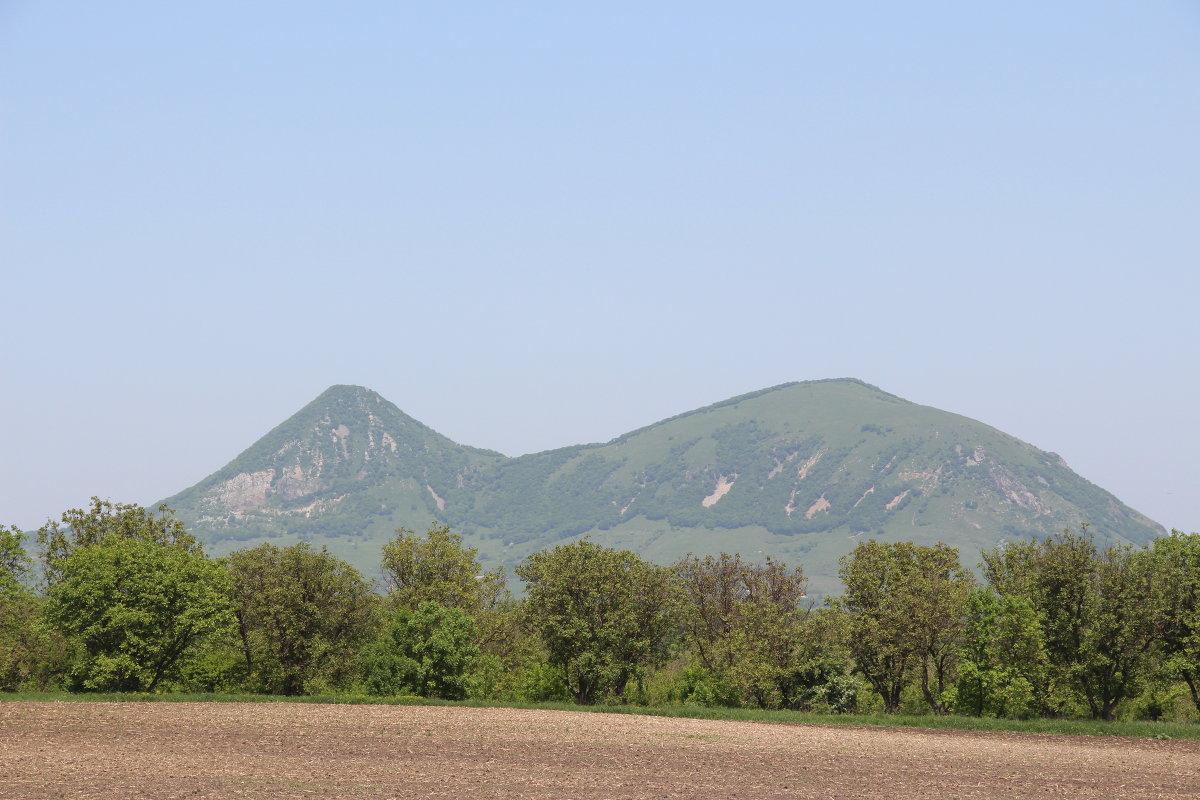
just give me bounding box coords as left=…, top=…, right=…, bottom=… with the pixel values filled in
left=702, top=475, right=736, bottom=508
left=278, top=464, right=324, bottom=499
left=805, top=494, right=831, bottom=519
left=988, top=465, right=1043, bottom=512
left=797, top=452, right=823, bottom=481
left=216, top=470, right=275, bottom=514
left=427, top=484, right=446, bottom=511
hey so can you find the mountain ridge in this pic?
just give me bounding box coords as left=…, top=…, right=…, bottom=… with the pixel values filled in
left=161, top=379, right=1164, bottom=593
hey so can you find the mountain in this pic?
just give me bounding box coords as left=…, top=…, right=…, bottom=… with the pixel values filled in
left=162, top=380, right=1165, bottom=595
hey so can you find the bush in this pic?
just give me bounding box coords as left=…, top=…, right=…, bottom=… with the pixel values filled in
left=523, top=661, right=571, bottom=702
left=362, top=602, right=479, bottom=700
left=678, top=666, right=741, bottom=708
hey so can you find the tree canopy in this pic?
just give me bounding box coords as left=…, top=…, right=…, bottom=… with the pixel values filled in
left=362, top=601, right=479, bottom=699
left=1150, top=531, right=1200, bottom=713
left=0, top=525, right=32, bottom=598
left=6, top=494, right=1200, bottom=724
left=36, top=498, right=200, bottom=587
left=227, top=543, right=377, bottom=695
left=381, top=523, right=505, bottom=612
left=44, top=536, right=234, bottom=692
left=517, top=540, right=680, bottom=704
left=982, top=529, right=1163, bottom=719
left=675, top=552, right=824, bottom=708
left=838, top=540, right=974, bottom=713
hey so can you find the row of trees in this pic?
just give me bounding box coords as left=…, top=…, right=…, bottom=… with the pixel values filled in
left=3, top=499, right=1199, bottom=721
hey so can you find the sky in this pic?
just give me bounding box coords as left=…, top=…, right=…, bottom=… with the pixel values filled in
left=1, top=2, right=1197, bottom=534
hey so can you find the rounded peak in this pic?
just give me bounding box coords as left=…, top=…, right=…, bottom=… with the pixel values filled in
left=317, top=384, right=379, bottom=397
left=780, top=378, right=906, bottom=401
left=706, top=378, right=904, bottom=407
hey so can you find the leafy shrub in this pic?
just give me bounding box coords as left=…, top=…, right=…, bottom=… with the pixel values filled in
left=523, top=660, right=571, bottom=702
left=362, top=602, right=479, bottom=700
left=678, top=666, right=740, bottom=707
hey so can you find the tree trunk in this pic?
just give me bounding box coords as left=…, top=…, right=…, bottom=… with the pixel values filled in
left=1182, top=670, right=1200, bottom=714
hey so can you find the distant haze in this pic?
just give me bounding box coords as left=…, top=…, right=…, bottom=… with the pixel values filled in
left=1, top=2, right=1196, bottom=534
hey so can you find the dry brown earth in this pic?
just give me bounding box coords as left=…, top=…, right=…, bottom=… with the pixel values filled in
left=2, top=702, right=1198, bottom=799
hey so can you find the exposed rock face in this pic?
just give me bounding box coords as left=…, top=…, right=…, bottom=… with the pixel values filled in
left=885, top=490, right=910, bottom=512
left=702, top=475, right=736, bottom=507
left=427, top=485, right=446, bottom=511
left=985, top=464, right=1040, bottom=512
left=210, top=470, right=275, bottom=514
left=805, top=494, right=831, bottom=519
left=273, top=464, right=320, bottom=500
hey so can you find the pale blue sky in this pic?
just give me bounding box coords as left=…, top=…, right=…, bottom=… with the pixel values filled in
left=2, top=2, right=1197, bottom=533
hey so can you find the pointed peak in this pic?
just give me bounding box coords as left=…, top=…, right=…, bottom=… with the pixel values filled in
left=313, top=384, right=383, bottom=402
left=301, top=385, right=400, bottom=418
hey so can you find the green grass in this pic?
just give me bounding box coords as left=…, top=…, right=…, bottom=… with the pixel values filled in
left=4, top=691, right=1196, bottom=740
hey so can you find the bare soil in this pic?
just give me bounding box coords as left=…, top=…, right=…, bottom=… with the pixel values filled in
left=2, top=702, right=1198, bottom=799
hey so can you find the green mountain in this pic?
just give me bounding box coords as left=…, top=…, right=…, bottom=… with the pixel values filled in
left=162, top=380, right=1164, bottom=594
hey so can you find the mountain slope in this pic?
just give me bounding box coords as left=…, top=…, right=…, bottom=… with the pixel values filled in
left=163, top=380, right=1165, bottom=593
left=162, top=385, right=505, bottom=549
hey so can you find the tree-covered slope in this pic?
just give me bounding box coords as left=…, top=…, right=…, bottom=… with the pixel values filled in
left=163, top=380, right=1165, bottom=591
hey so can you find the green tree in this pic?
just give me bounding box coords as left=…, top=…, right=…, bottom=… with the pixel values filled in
left=43, top=536, right=234, bottom=692
left=0, top=525, right=66, bottom=690
left=983, top=529, right=1163, bottom=720
left=517, top=540, right=680, bottom=704
left=36, top=498, right=200, bottom=587
left=954, top=587, right=1050, bottom=718
left=837, top=540, right=973, bottom=713
left=676, top=552, right=827, bottom=709
left=381, top=523, right=505, bottom=612
left=362, top=601, right=479, bottom=699
left=379, top=523, right=525, bottom=697
left=0, top=592, right=69, bottom=691
left=723, top=600, right=855, bottom=711
left=1, top=524, right=32, bottom=597
left=1146, top=531, right=1200, bottom=712
left=227, top=543, right=377, bottom=695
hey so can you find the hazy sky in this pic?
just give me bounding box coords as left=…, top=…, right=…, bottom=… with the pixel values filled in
left=2, top=2, right=1197, bottom=533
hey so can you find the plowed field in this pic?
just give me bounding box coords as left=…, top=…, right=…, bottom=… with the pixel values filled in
left=2, top=702, right=1198, bottom=799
